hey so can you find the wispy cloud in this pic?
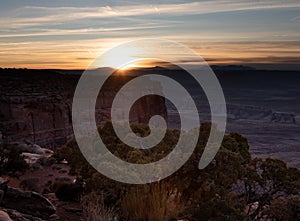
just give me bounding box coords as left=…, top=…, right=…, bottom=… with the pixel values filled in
left=0, top=0, right=299, bottom=69
left=1, top=0, right=299, bottom=27
left=0, top=24, right=171, bottom=38
left=291, top=15, right=300, bottom=21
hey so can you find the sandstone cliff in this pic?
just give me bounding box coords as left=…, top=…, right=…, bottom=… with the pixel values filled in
left=0, top=69, right=167, bottom=147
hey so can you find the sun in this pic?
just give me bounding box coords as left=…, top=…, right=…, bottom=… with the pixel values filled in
left=118, top=59, right=141, bottom=70
left=99, top=44, right=142, bottom=70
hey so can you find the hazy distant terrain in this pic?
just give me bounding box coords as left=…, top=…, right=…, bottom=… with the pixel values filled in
left=218, top=70, right=300, bottom=168
left=0, top=67, right=299, bottom=168
left=165, top=68, right=300, bottom=168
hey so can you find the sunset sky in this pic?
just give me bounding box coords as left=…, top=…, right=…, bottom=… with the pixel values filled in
left=0, top=0, right=299, bottom=70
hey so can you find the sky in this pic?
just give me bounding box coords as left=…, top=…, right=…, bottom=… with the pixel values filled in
left=0, top=0, right=299, bottom=70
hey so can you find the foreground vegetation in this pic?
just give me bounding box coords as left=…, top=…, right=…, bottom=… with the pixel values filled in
left=57, top=122, right=300, bottom=221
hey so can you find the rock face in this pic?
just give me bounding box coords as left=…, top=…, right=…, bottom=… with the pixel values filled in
left=0, top=211, right=12, bottom=221
left=270, top=112, right=296, bottom=124
left=4, top=187, right=56, bottom=219
left=227, top=105, right=296, bottom=124
left=0, top=69, right=167, bottom=147
left=0, top=95, right=73, bottom=148
left=0, top=209, right=44, bottom=221
left=18, top=143, right=54, bottom=165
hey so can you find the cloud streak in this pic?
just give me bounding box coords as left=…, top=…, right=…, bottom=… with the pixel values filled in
left=1, top=0, right=299, bottom=28
left=0, top=0, right=299, bottom=69
left=0, top=24, right=171, bottom=38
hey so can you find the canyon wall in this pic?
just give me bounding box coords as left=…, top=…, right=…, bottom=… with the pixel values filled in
left=227, top=105, right=296, bottom=124
left=0, top=69, right=167, bottom=147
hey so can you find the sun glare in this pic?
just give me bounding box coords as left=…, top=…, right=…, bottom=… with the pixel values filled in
left=99, top=44, right=142, bottom=70
left=96, top=41, right=184, bottom=71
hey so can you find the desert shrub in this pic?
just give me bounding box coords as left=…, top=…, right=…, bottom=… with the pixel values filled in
left=58, top=122, right=300, bottom=220
left=187, top=194, right=248, bottom=221
left=20, top=178, right=40, bottom=192
left=45, top=156, right=57, bottom=166
left=121, top=183, right=185, bottom=221
left=43, top=180, right=53, bottom=194
left=55, top=176, right=71, bottom=182
left=58, top=168, right=68, bottom=174
left=264, top=195, right=300, bottom=220
left=243, top=158, right=300, bottom=219
left=81, top=192, right=119, bottom=221
left=50, top=181, right=83, bottom=201
left=0, top=146, right=28, bottom=175
left=51, top=164, right=62, bottom=170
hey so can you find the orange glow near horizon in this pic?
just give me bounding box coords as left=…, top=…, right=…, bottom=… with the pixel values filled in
left=0, top=41, right=299, bottom=70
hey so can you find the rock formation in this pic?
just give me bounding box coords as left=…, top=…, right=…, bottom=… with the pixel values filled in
left=15, top=142, right=54, bottom=165
left=0, top=69, right=167, bottom=147
left=0, top=210, right=12, bottom=221
left=0, top=209, right=44, bottom=221
left=227, top=105, right=296, bottom=124
left=4, top=187, right=56, bottom=219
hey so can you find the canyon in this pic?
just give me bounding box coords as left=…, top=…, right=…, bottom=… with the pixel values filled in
left=0, top=67, right=299, bottom=168
left=0, top=69, right=167, bottom=148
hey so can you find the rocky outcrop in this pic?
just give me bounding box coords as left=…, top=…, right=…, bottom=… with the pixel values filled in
left=227, top=105, right=296, bottom=124
left=16, top=142, right=54, bottom=165
left=0, top=209, right=44, bottom=221
left=0, top=69, right=167, bottom=147
left=0, top=96, right=73, bottom=147
left=270, top=112, right=296, bottom=124
left=0, top=210, right=12, bottom=221
left=4, top=187, right=56, bottom=219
